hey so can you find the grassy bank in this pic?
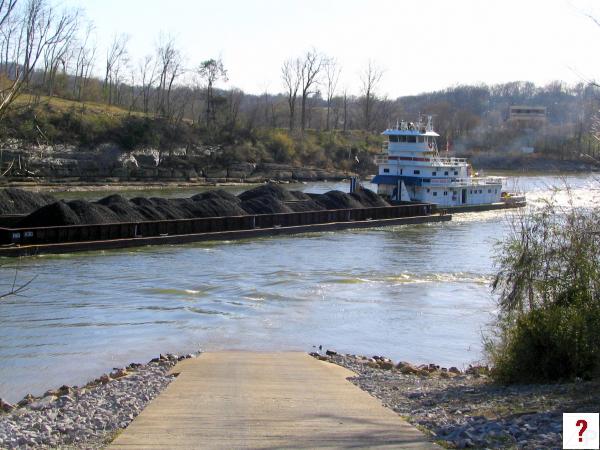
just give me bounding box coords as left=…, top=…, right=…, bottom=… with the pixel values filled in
left=0, top=98, right=381, bottom=176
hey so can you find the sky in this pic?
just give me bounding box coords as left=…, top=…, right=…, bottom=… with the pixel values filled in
left=57, top=0, right=600, bottom=98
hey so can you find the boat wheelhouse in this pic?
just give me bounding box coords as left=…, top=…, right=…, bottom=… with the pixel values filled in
left=372, top=117, right=503, bottom=207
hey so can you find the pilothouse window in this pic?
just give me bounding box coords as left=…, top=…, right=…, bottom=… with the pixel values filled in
left=389, top=135, right=398, bottom=142
left=407, top=136, right=417, bottom=143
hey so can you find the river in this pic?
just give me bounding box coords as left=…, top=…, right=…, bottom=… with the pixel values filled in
left=0, top=174, right=597, bottom=402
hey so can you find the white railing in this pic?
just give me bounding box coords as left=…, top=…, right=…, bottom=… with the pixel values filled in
left=375, top=154, right=388, bottom=164
left=426, top=177, right=504, bottom=186
left=430, top=156, right=469, bottom=165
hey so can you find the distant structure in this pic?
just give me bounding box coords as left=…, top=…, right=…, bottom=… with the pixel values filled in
left=508, top=106, right=547, bottom=126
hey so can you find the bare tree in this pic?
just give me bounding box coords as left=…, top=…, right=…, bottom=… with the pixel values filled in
left=155, top=35, right=182, bottom=119
left=197, top=57, right=227, bottom=127
left=281, top=57, right=300, bottom=131
left=226, top=87, right=244, bottom=129
left=324, top=57, right=341, bottom=130
left=360, top=60, right=384, bottom=131
left=104, top=33, right=128, bottom=105
left=0, top=0, right=80, bottom=117
left=40, top=7, right=79, bottom=97
left=73, top=21, right=95, bottom=101
left=342, top=88, right=349, bottom=132
left=0, top=0, right=17, bottom=28
left=0, top=0, right=18, bottom=74
left=299, top=48, right=323, bottom=131
left=138, top=54, right=157, bottom=114
left=0, top=268, right=36, bottom=299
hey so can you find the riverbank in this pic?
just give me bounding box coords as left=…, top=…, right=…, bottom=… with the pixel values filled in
left=314, top=351, right=600, bottom=449
left=2, top=349, right=591, bottom=449
left=0, top=352, right=196, bottom=449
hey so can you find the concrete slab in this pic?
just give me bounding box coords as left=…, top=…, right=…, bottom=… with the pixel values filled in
left=110, top=352, right=437, bottom=449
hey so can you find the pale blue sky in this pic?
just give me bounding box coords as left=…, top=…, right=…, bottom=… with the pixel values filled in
left=58, top=0, right=600, bottom=97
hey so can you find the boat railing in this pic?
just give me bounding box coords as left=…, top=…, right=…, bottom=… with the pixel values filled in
left=426, top=177, right=504, bottom=186
left=430, top=156, right=469, bottom=165
left=375, top=154, right=388, bottom=164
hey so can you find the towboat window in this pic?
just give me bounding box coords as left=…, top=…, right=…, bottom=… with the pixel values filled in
left=417, top=136, right=424, bottom=143
left=443, top=191, right=448, bottom=196
left=400, top=169, right=403, bottom=174
left=426, top=188, right=430, bottom=193
left=454, top=171, right=458, bottom=175
left=407, top=136, right=417, bottom=143
left=383, top=168, right=389, bottom=173
left=422, top=178, right=430, bottom=183
left=488, top=189, right=492, bottom=193
left=433, top=191, right=437, bottom=196
left=432, top=171, right=437, bottom=176
left=444, top=171, right=449, bottom=176
left=399, top=135, right=406, bottom=142
left=389, top=135, right=398, bottom=142
left=413, top=170, right=420, bottom=174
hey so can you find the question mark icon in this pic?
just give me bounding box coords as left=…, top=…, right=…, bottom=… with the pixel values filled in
left=577, top=419, right=588, bottom=443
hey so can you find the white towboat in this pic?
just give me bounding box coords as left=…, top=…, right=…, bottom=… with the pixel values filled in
left=372, top=116, right=512, bottom=207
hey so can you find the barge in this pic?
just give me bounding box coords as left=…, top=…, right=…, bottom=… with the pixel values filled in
left=0, top=203, right=450, bottom=257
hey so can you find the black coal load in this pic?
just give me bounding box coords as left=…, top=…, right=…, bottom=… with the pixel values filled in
left=129, top=197, right=169, bottom=221
left=192, top=189, right=241, bottom=205
left=18, top=201, right=81, bottom=227
left=349, top=188, right=389, bottom=208
left=17, top=183, right=390, bottom=228
left=238, top=184, right=294, bottom=215
left=241, top=196, right=294, bottom=214
left=67, top=200, right=121, bottom=224
left=97, top=194, right=148, bottom=222
left=308, top=190, right=364, bottom=210
left=0, top=188, right=56, bottom=215
left=238, top=184, right=325, bottom=213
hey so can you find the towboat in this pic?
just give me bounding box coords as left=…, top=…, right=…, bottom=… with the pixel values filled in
left=372, top=116, right=523, bottom=209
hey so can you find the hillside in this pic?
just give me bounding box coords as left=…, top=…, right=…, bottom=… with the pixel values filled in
left=0, top=98, right=380, bottom=183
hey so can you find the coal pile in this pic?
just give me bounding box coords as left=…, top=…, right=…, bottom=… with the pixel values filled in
left=239, top=184, right=325, bottom=213
left=18, top=201, right=81, bottom=227
left=0, top=188, right=56, bottom=215
left=309, top=191, right=364, bottom=210
left=67, top=200, right=121, bottom=225
left=349, top=188, right=390, bottom=208
left=17, top=184, right=390, bottom=228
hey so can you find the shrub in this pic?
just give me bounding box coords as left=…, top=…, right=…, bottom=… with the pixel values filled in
left=487, top=186, right=600, bottom=383
left=264, top=130, right=295, bottom=163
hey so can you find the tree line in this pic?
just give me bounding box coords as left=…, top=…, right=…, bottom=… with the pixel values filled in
left=1, top=0, right=599, bottom=161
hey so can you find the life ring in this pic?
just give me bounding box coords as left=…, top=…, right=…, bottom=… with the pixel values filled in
left=428, top=142, right=433, bottom=149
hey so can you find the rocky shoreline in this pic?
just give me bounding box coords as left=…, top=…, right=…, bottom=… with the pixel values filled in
left=2, top=349, right=596, bottom=449
left=0, top=352, right=197, bottom=449
left=311, top=351, right=600, bottom=449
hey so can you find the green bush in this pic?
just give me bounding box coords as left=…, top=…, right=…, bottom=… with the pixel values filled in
left=488, top=190, right=600, bottom=383
left=487, top=301, right=600, bottom=383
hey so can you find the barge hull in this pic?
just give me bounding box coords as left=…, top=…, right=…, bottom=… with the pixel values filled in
left=0, top=214, right=450, bottom=257
left=433, top=201, right=526, bottom=214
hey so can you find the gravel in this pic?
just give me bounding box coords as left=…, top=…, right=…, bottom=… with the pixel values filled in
left=0, top=352, right=198, bottom=449
left=313, top=351, right=600, bottom=449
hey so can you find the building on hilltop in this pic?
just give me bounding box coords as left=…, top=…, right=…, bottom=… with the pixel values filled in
left=508, top=106, right=547, bottom=126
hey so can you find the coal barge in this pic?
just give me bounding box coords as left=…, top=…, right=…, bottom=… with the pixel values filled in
left=0, top=185, right=452, bottom=257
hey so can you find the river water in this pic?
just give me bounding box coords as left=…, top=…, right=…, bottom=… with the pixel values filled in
left=0, top=174, right=597, bottom=402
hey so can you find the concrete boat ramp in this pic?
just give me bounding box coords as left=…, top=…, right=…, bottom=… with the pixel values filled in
left=110, top=352, right=437, bottom=449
